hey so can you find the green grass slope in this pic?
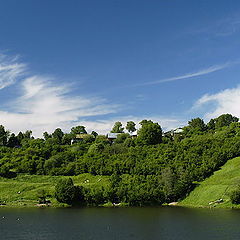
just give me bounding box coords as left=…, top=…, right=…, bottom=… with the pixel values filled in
left=180, top=156, right=240, bottom=208
left=0, top=174, right=109, bottom=207
left=3, top=157, right=240, bottom=208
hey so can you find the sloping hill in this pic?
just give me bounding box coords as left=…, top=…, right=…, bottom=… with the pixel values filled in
left=180, top=156, right=240, bottom=208
left=0, top=173, right=109, bottom=207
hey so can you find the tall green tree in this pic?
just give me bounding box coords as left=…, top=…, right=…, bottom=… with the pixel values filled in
left=23, top=130, right=32, bottom=139
left=71, top=126, right=87, bottom=135
left=111, top=122, right=124, bottom=133
left=43, top=132, right=52, bottom=140
left=17, top=132, right=24, bottom=144
left=62, top=133, right=74, bottom=145
left=215, top=114, right=239, bottom=129
left=126, top=121, right=136, bottom=133
left=52, top=128, right=64, bottom=144
left=139, top=119, right=153, bottom=126
left=137, top=120, right=162, bottom=145
left=207, top=119, right=216, bottom=130
left=0, top=125, right=9, bottom=146
left=7, top=133, right=20, bottom=147
left=188, top=118, right=206, bottom=132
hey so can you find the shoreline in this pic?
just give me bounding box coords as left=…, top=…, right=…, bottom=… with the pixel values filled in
left=1, top=201, right=240, bottom=210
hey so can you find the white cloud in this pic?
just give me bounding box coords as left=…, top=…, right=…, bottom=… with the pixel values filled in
left=0, top=54, right=26, bottom=89
left=135, top=62, right=232, bottom=86
left=0, top=54, right=121, bottom=137
left=0, top=54, right=183, bottom=137
left=1, top=75, right=182, bottom=136
left=194, top=86, right=240, bottom=121
left=0, top=75, right=120, bottom=137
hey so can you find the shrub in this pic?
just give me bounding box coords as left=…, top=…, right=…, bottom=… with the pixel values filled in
left=230, top=188, right=240, bottom=204
left=55, top=178, right=76, bottom=205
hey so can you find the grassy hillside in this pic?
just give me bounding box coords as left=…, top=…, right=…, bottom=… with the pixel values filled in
left=0, top=174, right=109, bottom=207
left=180, top=156, right=240, bottom=208
left=2, top=157, right=240, bottom=208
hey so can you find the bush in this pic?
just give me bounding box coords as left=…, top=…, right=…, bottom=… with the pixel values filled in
left=37, top=189, right=51, bottom=204
left=83, top=187, right=106, bottom=206
left=230, top=188, right=240, bottom=204
left=55, top=178, right=76, bottom=205
left=0, top=164, right=16, bottom=178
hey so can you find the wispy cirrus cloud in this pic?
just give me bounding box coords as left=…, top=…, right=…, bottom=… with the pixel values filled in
left=135, top=62, right=235, bottom=86
left=0, top=53, right=184, bottom=137
left=135, top=62, right=233, bottom=87
left=0, top=74, right=181, bottom=136
left=1, top=75, right=120, bottom=137
left=0, top=54, right=26, bottom=89
left=0, top=54, right=120, bottom=137
left=5, top=53, right=237, bottom=137
left=193, top=15, right=240, bottom=37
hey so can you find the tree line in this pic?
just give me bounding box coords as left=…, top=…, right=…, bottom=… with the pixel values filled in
left=0, top=113, right=240, bottom=206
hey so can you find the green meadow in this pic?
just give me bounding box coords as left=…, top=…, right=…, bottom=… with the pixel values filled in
left=0, top=174, right=109, bottom=207
left=180, top=156, right=240, bottom=208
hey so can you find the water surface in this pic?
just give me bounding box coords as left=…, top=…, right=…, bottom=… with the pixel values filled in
left=0, top=207, right=239, bottom=240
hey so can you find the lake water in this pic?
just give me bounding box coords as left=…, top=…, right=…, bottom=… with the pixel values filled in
left=0, top=206, right=240, bottom=240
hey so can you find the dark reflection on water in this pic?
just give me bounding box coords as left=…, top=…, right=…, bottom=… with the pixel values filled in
left=0, top=206, right=240, bottom=240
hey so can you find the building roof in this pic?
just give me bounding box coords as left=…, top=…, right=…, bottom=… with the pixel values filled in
left=106, top=133, right=120, bottom=139
left=173, top=128, right=183, bottom=133
left=130, top=132, right=137, bottom=136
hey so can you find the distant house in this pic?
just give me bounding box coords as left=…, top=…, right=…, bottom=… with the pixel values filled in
left=106, top=132, right=137, bottom=143
left=173, top=128, right=183, bottom=134
left=130, top=132, right=137, bottom=138
left=163, top=128, right=183, bottom=138
left=71, top=134, right=90, bottom=144
left=106, top=133, right=120, bottom=142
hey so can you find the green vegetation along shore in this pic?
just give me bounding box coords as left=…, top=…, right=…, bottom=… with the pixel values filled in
left=0, top=174, right=109, bottom=207
left=1, top=113, right=240, bottom=208
left=180, top=156, right=240, bottom=209
left=2, top=157, right=240, bottom=209
left=2, top=154, right=240, bottom=209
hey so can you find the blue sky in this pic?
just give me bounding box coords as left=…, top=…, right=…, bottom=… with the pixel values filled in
left=0, top=0, right=240, bottom=136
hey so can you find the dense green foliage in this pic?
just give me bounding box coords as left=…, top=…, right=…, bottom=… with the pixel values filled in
left=55, top=178, right=77, bottom=204
left=111, top=122, right=124, bottom=133
left=137, top=120, right=162, bottom=145
left=0, top=114, right=240, bottom=206
left=230, top=187, right=240, bottom=204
